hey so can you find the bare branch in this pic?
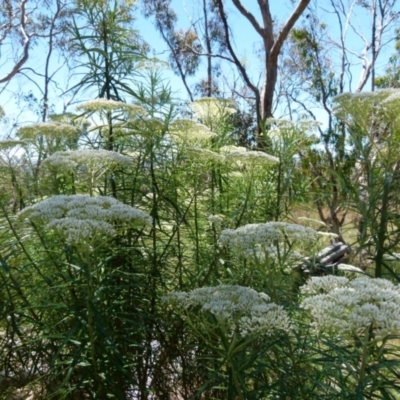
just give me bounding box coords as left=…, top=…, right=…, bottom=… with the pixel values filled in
left=231, top=0, right=265, bottom=37
left=0, top=0, right=31, bottom=84
left=271, top=0, right=311, bottom=57
left=214, top=0, right=260, bottom=100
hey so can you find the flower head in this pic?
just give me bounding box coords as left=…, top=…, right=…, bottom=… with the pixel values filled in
left=186, top=147, right=225, bottom=163
left=225, top=150, right=279, bottom=167
left=301, top=276, right=400, bottom=339
left=76, top=99, right=146, bottom=116
left=18, top=195, right=151, bottom=245
left=0, top=140, right=26, bottom=150
left=189, top=98, right=236, bottom=125
left=219, top=222, right=318, bottom=259
left=219, top=145, right=247, bottom=155
left=165, top=285, right=290, bottom=336
left=170, top=119, right=216, bottom=143
left=17, top=122, right=80, bottom=141
left=42, top=149, right=132, bottom=170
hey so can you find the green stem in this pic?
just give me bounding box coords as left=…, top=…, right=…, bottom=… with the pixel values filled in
left=355, top=329, right=371, bottom=399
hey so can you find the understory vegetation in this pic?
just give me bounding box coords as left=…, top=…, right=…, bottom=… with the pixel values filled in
left=2, top=88, right=400, bottom=399
left=3, top=0, right=400, bottom=398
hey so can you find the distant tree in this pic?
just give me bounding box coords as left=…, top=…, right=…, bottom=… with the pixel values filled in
left=213, top=0, right=311, bottom=139
left=143, top=0, right=226, bottom=101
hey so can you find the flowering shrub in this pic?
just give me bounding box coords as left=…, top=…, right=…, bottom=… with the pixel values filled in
left=165, top=285, right=290, bottom=336
left=18, top=194, right=152, bottom=244
left=301, top=276, right=400, bottom=339
left=219, top=221, right=318, bottom=258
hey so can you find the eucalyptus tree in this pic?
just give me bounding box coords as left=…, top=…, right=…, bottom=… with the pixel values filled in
left=144, top=0, right=311, bottom=143
left=143, top=0, right=226, bottom=101
left=0, top=0, right=74, bottom=122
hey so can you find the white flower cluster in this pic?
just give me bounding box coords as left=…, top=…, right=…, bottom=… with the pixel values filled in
left=170, top=119, right=216, bottom=143
left=219, top=222, right=318, bottom=257
left=165, top=285, right=290, bottom=336
left=189, top=98, right=236, bottom=124
left=301, top=276, right=400, bottom=339
left=225, top=150, right=279, bottom=166
left=382, top=89, right=400, bottom=104
left=17, top=122, right=80, bottom=140
left=0, top=140, right=26, bottom=150
left=266, top=118, right=321, bottom=140
left=186, top=147, right=224, bottom=163
left=18, top=195, right=152, bottom=244
left=219, top=145, right=247, bottom=155
left=129, top=117, right=166, bottom=137
left=76, top=99, right=146, bottom=115
left=242, top=244, right=304, bottom=266
left=42, top=149, right=132, bottom=170
left=208, top=214, right=224, bottom=226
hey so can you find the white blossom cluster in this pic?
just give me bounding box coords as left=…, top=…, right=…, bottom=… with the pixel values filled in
left=301, top=276, right=400, bottom=339
left=266, top=118, right=321, bottom=140
left=189, top=98, right=236, bottom=124
left=333, top=90, right=396, bottom=120
left=42, top=149, right=132, bottom=170
left=0, top=140, right=26, bottom=150
left=17, top=122, right=80, bottom=140
left=18, top=195, right=152, bottom=244
left=76, top=99, right=146, bottom=115
left=382, top=89, right=400, bottom=104
left=219, top=222, right=318, bottom=257
left=169, top=119, right=216, bottom=143
left=219, top=145, right=247, bottom=155
left=129, top=117, right=166, bottom=137
left=208, top=214, right=224, bottom=226
left=164, top=285, right=290, bottom=336
left=186, top=147, right=224, bottom=163
left=225, top=150, right=279, bottom=166
left=242, top=244, right=304, bottom=265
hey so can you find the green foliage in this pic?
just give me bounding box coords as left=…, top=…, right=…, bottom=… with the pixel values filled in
left=69, top=0, right=148, bottom=101
left=3, top=61, right=400, bottom=398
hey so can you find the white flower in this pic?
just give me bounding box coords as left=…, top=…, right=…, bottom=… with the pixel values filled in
left=0, top=140, right=26, bottom=150
left=300, top=276, right=349, bottom=294
left=208, top=214, right=224, bottom=225
left=18, top=195, right=152, bottom=245
left=301, top=276, right=400, bottom=339
left=219, top=145, right=247, bottom=155
left=189, top=98, right=236, bottom=124
left=17, top=122, right=80, bottom=140
left=219, top=222, right=318, bottom=258
left=169, top=119, right=216, bottom=143
left=164, top=285, right=290, bottom=336
left=42, top=149, right=132, bottom=170
left=76, top=99, right=146, bottom=116
left=128, top=117, right=166, bottom=137
left=186, top=147, right=225, bottom=163
left=225, top=150, right=279, bottom=166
